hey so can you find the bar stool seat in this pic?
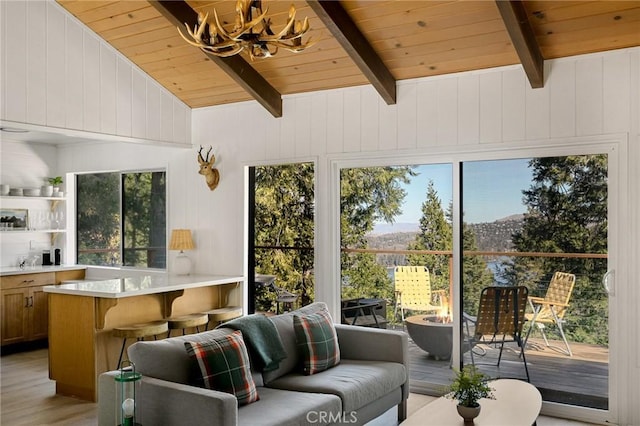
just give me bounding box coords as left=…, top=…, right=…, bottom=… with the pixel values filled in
left=167, top=313, right=209, bottom=337
left=112, top=320, right=168, bottom=369
left=202, top=306, right=243, bottom=329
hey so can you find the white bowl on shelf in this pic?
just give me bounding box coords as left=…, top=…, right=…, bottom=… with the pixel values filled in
left=24, top=188, right=41, bottom=197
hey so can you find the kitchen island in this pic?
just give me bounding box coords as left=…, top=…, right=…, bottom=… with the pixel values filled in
left=44, top=274, right=244, bottom=401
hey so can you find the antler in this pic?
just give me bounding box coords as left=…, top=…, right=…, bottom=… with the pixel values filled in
left=177, top=0, right=315, bottom=60
left=198, top=145, right=213, bottom=163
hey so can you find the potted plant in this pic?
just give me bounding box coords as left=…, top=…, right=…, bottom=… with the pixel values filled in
left=446, top=365, right=494, bottom=424
left=48, top=176, right=63, bottom=197
left=48, top=176, right=63, bottom=189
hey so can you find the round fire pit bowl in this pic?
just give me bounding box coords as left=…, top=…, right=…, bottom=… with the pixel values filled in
left=405, top=314, right=452, bottom=360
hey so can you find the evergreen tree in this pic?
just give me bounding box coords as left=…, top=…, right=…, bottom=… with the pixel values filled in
left=254, top=164, right=315, bottom=310
left=339, top=166, right=415, bottom=301
left=504, top=155, right=608, bottom=345
left=407, top=183, right=492, bottom=315
left=407, top=181, right=452, bottom=295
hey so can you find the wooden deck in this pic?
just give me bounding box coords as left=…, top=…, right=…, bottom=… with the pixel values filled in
left=405, top=333, right=609, bottom=410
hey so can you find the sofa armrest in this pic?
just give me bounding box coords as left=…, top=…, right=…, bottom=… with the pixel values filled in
left=99, top=371, right=238, bottom=426
left=335, top=324, right=410, bottom=408
left=335, top=323, right=408, bottom=364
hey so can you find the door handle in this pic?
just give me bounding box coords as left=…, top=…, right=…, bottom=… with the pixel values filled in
left=602, top=270, right=614, bottom=296
left=29, top=296, right=33, bottom=307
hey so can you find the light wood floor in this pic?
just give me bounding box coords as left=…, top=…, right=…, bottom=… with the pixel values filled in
left=1, top=348, right=97, bottom=425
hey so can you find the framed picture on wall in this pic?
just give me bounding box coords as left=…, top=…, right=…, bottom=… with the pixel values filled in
left=1, top=208, right=28, bottom=230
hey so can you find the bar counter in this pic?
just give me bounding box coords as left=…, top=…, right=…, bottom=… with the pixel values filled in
left=43, top=274, right=244, bottom=401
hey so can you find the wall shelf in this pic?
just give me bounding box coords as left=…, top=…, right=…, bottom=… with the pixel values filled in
left=0, top=195, right=66, bottom=212
left=1, top=196, right=67, bottom=243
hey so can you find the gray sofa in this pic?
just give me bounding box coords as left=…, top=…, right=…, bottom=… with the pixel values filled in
left=98, top=302, right=408, bottom=426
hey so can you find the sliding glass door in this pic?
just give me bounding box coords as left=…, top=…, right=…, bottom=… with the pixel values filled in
left=331, top=144, right=618, bottom=422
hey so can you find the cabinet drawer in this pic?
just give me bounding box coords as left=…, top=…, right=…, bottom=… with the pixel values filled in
left=1, top=273, right=55, bottom=290
left=55, top=269, right=86, bottom=284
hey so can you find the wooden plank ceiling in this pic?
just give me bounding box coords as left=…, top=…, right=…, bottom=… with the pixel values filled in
left=58, top=1, right=640, bottom=117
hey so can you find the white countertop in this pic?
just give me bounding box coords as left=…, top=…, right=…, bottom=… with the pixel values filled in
left=0, top=265, right=87, bottom=276
left=43, top=274, right=244, bottom=298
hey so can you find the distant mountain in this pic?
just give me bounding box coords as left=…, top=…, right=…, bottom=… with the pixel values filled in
left=367, top=215, right=524, bottom=257
left=468, top=217, right=523, bottom=252
left=371, top=222, right=419, bottom=235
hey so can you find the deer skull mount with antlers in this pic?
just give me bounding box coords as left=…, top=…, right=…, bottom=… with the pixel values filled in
left=197, top=146, right=220, bottom=191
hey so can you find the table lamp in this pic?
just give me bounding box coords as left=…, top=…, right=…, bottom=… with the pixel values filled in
left=169, top=229, right=195, bottom=275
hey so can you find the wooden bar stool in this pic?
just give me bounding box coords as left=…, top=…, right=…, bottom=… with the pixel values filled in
left=166, top=313, right=209, bottom=337
left=112, top=320, right=169, bottom=369
left=202, top=306, right=243, bottom=330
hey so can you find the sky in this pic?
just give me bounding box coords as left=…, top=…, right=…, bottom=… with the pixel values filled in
left=389, top=158, right=533, bottom=225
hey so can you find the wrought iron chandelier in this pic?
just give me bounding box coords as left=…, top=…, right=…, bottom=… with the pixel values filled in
left=178, top=0, right=316, bottom=60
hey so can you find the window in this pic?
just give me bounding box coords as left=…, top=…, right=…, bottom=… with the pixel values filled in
left=76, top=170, right=167, bottom=268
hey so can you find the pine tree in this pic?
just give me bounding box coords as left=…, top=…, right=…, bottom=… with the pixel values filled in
left=340, top=166, right=415, bottom=301
left=407, top=182, right=453, bottom=295
left=505, top=155, right=608, bottom=345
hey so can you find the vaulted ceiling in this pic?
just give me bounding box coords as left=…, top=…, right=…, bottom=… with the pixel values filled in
left=58, top=1, right=640, bottom=117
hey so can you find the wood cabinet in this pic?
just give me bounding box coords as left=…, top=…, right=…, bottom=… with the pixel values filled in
left=0, top=269, right=85, bottom=346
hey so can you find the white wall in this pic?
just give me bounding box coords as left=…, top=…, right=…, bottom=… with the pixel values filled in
left=0, top=140, right=61, bottom=267
left=0, top=0, right=191, bottom=146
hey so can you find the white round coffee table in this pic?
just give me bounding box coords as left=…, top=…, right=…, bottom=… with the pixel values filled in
left=402, top=379, right=541, bottom=426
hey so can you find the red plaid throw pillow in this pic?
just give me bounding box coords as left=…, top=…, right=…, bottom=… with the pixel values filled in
left=184, top=330, right=259, bottom=405
left=293, top=308, right=340, bottom=375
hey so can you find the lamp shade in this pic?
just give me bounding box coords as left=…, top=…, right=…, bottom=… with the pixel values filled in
left=169, top=229, right=195, bottom=251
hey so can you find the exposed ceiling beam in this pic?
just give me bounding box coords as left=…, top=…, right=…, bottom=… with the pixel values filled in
left=149, top=0, right=282, bottom=117
left=495, top=0, right=544, bottom=88
left=307, top=1, right=396, bottom=105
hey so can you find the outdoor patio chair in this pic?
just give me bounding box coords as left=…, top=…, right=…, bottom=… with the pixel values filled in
left=466, top=286, right=530, bottom=382
left=341, top=298, right=388, bottom=328
left=524, top=271, right=576, bottom=356
left=393, top=266, right=445, bottom=323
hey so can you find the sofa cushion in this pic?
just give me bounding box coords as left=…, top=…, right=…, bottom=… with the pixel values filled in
left=237, top=387, right=342, bottom=426
left=263, top=302, right=328, bottom=384
left=293, top=309, right=340, bottom=375
left=184, top=330, right=259, bottom=405
left=128, top=328, right=264, bottom=388
left=266, top=359, right=406, bottom=413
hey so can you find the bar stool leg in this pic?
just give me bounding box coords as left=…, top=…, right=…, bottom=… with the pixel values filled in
left=116, top=338, right=127, bottom=370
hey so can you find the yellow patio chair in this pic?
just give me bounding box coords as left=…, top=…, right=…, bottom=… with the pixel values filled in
left=467, top=286, right=530, bottom=381
left=393, top=266, right=445, bottom=323
left=524, top=271, right=576, bottom=356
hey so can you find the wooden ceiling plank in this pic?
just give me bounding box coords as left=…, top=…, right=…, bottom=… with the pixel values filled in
left=525, top=1, right=638, bottom=23
left=65, top=2, right=153, bottom=26
left=307, top=0, right=397, bottom=105
left=532, top=7, right=640, bottom=36
left=57, top=1, right=121, bottom=17
left=495, top=0, right=544, bottom=89
left=99, top=16, right=172, bottom=41
left=149, top=0, right=282, bottom=118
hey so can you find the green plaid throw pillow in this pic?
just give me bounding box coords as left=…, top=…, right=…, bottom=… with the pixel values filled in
left=293, top=308, right=340, bottom=375
left=184, top=330, right=259, bottom=405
